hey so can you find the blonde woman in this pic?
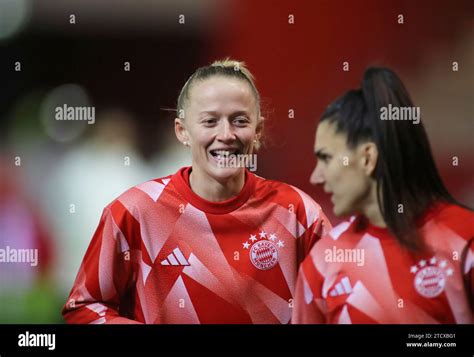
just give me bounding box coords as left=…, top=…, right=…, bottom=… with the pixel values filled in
left=63, top=59, right=331, bottom=324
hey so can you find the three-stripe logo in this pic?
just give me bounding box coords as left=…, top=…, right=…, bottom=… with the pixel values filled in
left=161, top=247, right=190, bottom=266
left=329, top=276, right=353, bottom=297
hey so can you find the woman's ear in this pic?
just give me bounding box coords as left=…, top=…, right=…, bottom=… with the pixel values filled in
left=251, top=116, right=265, bottom=151
left=175, top=118, right=190, bottom=146
left=361, top=142, right=378, bottom=176
left=256, top=116, right=265, bottom=140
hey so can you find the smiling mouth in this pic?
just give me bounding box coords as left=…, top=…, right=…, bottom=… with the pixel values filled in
left=209, top=149, right=241, bottom=160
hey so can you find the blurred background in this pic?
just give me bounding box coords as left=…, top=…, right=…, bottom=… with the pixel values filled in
left=0, top=0, right=472, bottom=323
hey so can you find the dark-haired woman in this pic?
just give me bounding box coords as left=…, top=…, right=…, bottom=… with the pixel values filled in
left=62, top=59, right=331, bottom=324
left=293, top=67, right=473, bottom=324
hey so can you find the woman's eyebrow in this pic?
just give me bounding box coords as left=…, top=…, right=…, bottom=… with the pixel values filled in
left=230, top=110, right=250, bottom=117
left=198, top=110, right=251, bottom=118
left=199, top=110, right=219, bottom=116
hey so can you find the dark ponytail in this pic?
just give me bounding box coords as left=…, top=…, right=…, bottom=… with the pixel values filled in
left=321, top=67, right=460, bottom=251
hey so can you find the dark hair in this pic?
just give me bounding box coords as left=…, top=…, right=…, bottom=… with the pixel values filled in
left=321, top=67, right=460, bottom=251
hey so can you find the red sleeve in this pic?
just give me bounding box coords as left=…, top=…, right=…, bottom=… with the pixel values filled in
left=292, top=255, right=326, bottom=324
left=462, top=237, right=474, bottom=320
left=308, top=206, right=332, bottom=255
left=62, top=205, right=141, bottom=324
left=293, top=197, right=332, bottom=322
left=299, top=203, right=332, bottom=260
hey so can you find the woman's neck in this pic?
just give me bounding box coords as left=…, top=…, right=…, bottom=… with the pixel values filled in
left=362, top=182, right=387, bottom=228
left=189, top=167, right=245, bottom=202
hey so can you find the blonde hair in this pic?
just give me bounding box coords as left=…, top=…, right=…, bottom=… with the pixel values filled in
left=177, top=58, right=261, bottom=117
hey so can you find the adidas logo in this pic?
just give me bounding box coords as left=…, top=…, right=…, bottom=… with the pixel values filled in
left=329, top=276, right=353, bottom=297
left=160, top=247, right=190, bottom=266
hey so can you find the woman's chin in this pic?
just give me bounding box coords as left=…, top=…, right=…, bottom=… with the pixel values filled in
left=208, top=165, right=244, bottom=181
left=332, top=204, right=346, bottom=217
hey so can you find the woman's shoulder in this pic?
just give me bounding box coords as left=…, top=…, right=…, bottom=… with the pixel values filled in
left=104, top=171, right=180, bottom=214
left=434, top=201, right=473, bottom=219
left=251, top=174, right=330, bottom=231
left=253, top=174, right=324, bottom=209
left=425, top=201, right=474, bottom=239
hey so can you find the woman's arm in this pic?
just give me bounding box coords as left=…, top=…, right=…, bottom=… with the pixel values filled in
left=292, top=258, right=326, bottom=324
left=62, top=206, right=141, bottom=324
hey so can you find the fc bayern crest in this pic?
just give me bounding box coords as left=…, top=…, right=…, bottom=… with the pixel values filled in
left=242, top=231, right=284, bottom=271
left=250, top=240, right=279, bottom=270
left=410, top=257, right=453, bottom=298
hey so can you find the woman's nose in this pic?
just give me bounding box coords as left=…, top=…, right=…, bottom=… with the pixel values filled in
left=310, top=162, right=325, bottom=185
left=217, top=120, right=236, bottom=142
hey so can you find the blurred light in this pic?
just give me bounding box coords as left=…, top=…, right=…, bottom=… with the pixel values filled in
left=40, top=84, right=92, bottom=143
left=0, top=0, right=31, bottom=40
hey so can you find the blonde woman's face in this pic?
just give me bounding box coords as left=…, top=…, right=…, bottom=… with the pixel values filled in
left=176, top=76, right=262, bottom=182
